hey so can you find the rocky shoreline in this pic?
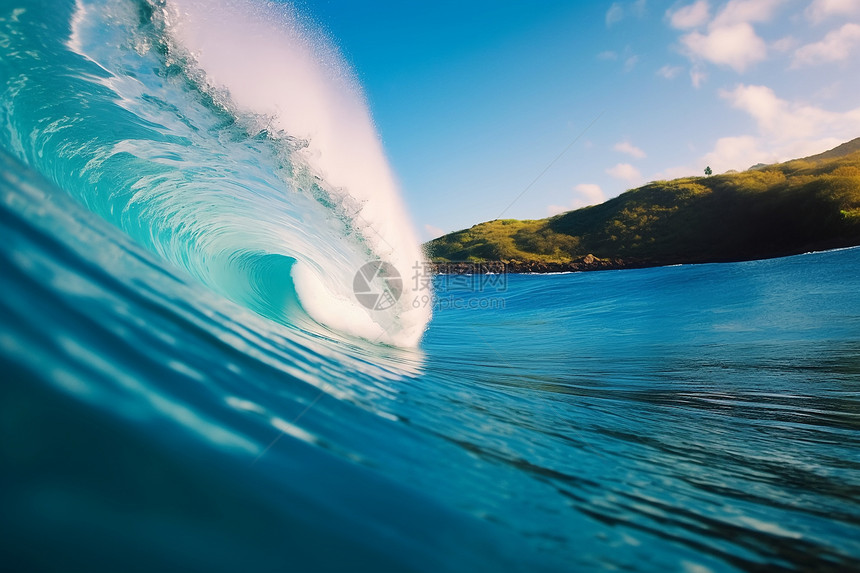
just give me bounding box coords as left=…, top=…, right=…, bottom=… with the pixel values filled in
left=429, top=254, right=659, bottom=274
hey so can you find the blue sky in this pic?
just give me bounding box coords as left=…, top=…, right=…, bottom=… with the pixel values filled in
left=300, top=0, right=860, bottom=240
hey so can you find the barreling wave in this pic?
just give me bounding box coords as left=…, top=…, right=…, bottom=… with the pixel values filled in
left=1, top=0, right=430, bottom=346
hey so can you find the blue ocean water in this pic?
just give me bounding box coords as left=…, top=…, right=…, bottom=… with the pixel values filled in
left=2, top=1, right=860, bottom=571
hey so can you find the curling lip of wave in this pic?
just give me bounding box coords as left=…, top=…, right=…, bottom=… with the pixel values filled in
left=163, top=0, right=430, bottom=344
left=161, top=0, right=432, bottom=345
left=60, top=0, right=432, bottom=346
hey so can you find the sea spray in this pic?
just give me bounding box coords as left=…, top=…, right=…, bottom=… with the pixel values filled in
left=159, top=0, right=432, bottom=345
left=58, top=0, right=432, bottom=346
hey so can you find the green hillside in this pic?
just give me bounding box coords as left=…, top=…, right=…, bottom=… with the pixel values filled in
left=426, top=139, right=860, bottom=267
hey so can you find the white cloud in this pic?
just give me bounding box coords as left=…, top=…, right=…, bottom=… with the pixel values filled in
left=772, top=36, right=798, bottom=52
left=710, top=0, right=786, bottom=27
left=721, top=84, right=784, bottom=132
left=671, top=0, right=788, bottom=80
left=606, top=3, right=624, bottom=26
left=657, top=64, right=683, bottom=78
left=699, top=134, right=854, bottom=173
left=805, top=0, right=860, bottom=23
left=653, top=164, right=700, bottom=180
left=678, top=84, right=860, bottom=173
left=548, top=183, right=606, bottom=215
left=667, top=0, right=711, bottom=29
left=624, top=55, right=640, bottom=71
left=701, top=135, right=779, bottom=173
left=598, top=47, right=640, bottom=71
left=690, top=65, right=707, bottom=87
left=614, top=141, right=647, bottom=158
left=423, top=224, right=445, bottom=240
left=721, top=83, right=860, bottom=141
left=606, top=0, right=648, bottom=26
left=606, top=163, right=643, bottom=185
left=812, top=81, right=844, bottom=101
left=681, top=22, right=767, bottom=72
left=657, top=134, right=843, bottom=180
left=793, top=23, right=860, bottom=67
left=657, top=83, right=860, bottom=176
left=575, top=183, right=606, bottom=204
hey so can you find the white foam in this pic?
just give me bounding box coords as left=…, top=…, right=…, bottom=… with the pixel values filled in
left=162, top=0, right=432, bottom=346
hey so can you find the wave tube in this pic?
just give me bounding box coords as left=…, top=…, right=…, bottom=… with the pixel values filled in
left=59, top=0, right=432, bottom=346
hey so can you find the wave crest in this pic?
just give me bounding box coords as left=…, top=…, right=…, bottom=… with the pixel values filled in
left=58, top=0, right=432, bottom=346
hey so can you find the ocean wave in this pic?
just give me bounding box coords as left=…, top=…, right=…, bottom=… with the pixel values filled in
left=2, top=0, right=430, bottom=345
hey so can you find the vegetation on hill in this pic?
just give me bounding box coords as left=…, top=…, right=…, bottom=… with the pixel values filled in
left=425, top=139, right=860, bottom=267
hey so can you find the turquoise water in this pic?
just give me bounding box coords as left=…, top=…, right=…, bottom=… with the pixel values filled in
left=2, top=1, right=860, bottom=571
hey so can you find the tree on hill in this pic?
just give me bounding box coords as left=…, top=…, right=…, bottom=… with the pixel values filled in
left=704, top=166, right=712, bottom=176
